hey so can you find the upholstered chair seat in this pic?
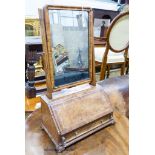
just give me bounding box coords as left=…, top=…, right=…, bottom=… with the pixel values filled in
left=95, top=47, right=125, bottom=64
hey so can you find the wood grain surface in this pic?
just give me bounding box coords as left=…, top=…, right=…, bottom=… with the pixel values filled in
left=25, top=75, right=129, bottom=154
left=48, top=85, right=113, bottom=135
left=26, top=109, right=128, bottom=155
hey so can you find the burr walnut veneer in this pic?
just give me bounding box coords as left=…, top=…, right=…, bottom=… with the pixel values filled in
left=39, top=5, right=114, bottom=152
left=41, top=84, right=114, bottom=152
left=25, top=76, right=129, bottom=155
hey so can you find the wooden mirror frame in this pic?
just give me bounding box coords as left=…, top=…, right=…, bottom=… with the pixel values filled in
left=39, top=5, right=96, bottom=99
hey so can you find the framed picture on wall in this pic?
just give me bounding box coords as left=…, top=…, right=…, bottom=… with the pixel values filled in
left=94, top=18, right=111, bottom=37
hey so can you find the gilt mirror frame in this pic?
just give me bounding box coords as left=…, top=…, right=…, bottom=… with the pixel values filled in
left=39, top=5, right=96, bottom=98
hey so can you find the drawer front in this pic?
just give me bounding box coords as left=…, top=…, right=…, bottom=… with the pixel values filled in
left=62, top=113, right=113, bottom=144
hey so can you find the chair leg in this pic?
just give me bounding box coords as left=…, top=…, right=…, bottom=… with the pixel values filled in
left=100, top=47, right=108, bottom=80
left=121, top=63, right=125, bottom=75
left=106, top=65, right=110, bottom=78
left=126, top=61, right=129, bottom=74
left=126, top=65, right=129, bottom=74
left=100, top=64, right=107, bottom=80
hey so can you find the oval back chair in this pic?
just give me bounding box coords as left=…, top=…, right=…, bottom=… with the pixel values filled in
left=100, top=11, right=129, bottom=80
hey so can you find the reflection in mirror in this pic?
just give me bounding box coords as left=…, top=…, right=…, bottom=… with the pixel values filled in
left=49, top=10, right=89, bottom=87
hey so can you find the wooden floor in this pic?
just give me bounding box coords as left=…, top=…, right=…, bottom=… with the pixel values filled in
left=25, top=96, right=41, bottom=112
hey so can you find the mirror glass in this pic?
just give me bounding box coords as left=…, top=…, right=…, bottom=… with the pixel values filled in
left=49, top=9, right=89, bottom=87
